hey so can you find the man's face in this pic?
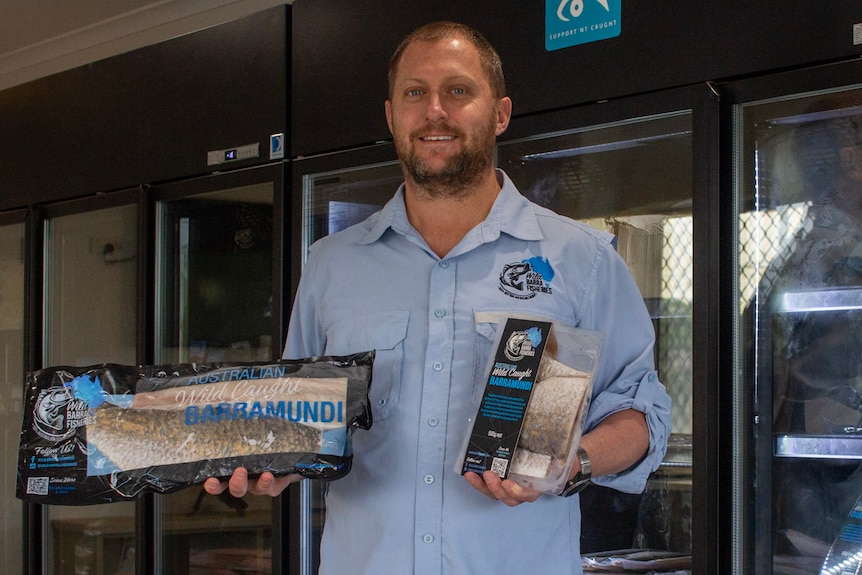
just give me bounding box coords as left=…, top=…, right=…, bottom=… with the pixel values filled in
left=385, top=37, right=511, bottom=195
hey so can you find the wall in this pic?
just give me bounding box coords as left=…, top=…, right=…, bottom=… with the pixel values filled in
left=291, top=0, right=862, bottom=156
left=0, top=6, right=289, bottom=211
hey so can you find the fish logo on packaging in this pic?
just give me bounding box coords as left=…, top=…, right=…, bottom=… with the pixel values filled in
left=32, top=386, right=86, bottom=442
left=546, top=0, right=621, bottom=51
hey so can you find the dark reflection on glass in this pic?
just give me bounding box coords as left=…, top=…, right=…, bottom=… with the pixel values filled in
left=156, top=183, right=275, bottom=574
left=498, top=112, right=694, bottom=557
left=740, top=91, right=862, bottom=574
left=302, top=162, right=403, bottom=257
left=157, top=184, right=275, bottom=365
left=43, top=205, right=138, bottom=575
left=0, top=221, right=25, bottom=574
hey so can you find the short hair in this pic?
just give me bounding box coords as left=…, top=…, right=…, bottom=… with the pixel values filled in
left=387, top=21, right=506, bottom=100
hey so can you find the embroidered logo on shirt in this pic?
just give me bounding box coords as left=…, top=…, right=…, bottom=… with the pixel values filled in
left=498, top=257, right=555, bottom=300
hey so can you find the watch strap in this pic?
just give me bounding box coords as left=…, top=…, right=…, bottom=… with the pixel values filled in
left=560, top=446, right=591, bottom=497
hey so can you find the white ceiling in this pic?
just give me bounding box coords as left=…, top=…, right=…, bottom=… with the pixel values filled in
left=0, top=0, right=290, bottom=92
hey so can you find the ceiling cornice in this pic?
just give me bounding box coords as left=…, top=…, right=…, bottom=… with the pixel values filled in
left=0, top=0, right=288, bottom=92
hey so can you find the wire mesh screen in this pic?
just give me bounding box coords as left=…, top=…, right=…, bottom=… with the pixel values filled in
left=580, top=215, right=693, bottom=434
left=738, top=203, right=809, bottom=315
left=659, top=216, right=693, bottom=435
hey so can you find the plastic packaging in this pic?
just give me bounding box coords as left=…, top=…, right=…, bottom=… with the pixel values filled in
left=16, top=352, right=374, bottom=505
left=458, top=315, right=602, bottom=495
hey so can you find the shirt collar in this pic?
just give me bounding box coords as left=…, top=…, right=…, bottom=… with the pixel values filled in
left=359, top=169, right=545, bottom=246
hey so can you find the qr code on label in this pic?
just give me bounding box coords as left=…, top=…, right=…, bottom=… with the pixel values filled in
left=27, top=477, right=49, bottom=496
left=490, top=457, right=509, bottom=478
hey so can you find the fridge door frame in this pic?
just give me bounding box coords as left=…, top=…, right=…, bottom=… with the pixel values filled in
left=288, top=142, right=399, bottom=575
left=723, top=57, right=862, bottom=575
left=145, top=161, right=289, bottom=574
left=500, top=83, right=728, bottom=575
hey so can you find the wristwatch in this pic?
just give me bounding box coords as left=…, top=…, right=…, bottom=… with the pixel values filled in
left=560, top=446, right=591, bottom=497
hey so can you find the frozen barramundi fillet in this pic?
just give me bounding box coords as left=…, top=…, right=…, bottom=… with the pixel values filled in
left=87, top=406, right=323, bottom=471
left=86, top=376, right=347, bottom=472
left=512, top=357, right=590, bottom=477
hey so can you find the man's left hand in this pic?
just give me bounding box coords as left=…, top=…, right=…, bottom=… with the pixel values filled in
left=464, top=471, right=541, bottom=506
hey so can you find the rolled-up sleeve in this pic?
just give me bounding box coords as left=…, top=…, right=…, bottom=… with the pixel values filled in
left=587, top=369, right=672, bottom=493
left=580, top=239, right=673, bottom=494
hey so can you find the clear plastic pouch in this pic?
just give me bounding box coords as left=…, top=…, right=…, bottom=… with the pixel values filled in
left=457, top=313, right=603, bottom=495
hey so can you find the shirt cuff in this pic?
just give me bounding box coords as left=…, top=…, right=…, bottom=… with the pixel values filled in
left=589, top=370, right=673, bottom=494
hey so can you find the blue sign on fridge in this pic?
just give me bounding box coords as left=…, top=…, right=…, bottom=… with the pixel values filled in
left=546, top=0, right=621, bottom=51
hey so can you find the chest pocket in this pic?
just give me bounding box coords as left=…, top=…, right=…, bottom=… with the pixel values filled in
left=472, top=310, right=574, bottom=404
left=324, top=310, right=409, bottom=420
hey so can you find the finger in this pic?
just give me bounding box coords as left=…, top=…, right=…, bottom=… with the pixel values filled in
left=480, top=471, right=516, bottom=504
left=248, top=471, right=274, bottom=496
left=248, top=472, right=302, bottom=497
left=203, top=477, right=227, bottom=495
left=499, top=478, right=541, bottom=504
left=463, top=471, right=497, bottom=499
left=227, top=467, right=250, bottom=498
left=482, top=471, right=538, bottom=507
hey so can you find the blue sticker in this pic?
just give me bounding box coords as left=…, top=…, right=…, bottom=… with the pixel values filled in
left=546, top=0, right=621, bottom=51
left=270, top=133, right=284, bottom=160
left=65, top=375, right=106, bottom=408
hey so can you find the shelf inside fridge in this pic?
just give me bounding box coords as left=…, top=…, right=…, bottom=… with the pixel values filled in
left=775, top=434, right=862, bottom=459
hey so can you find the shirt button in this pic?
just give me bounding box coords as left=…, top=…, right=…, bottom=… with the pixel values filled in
left=422, top=534, right=434, bottom=544
left=424, top=474, right=434, bottom=484
left=439, top=261, right=450, bottom=269
left=432, top=361, right=443, bottom=372
left=378, top=398, right=387, bottom=407
left=649, top=373, right=657, bottom=382
left=434, top=308, right=446, bottom=318
left=428, top=418, right=439, bottom=427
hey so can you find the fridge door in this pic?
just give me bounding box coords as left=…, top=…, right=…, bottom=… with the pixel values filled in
left=733, top=68, right=862, bottom=573
left=291, top=144, right=402, bottom=575
left=0, top=212, right=26, bottom=574
left=153, top=165, right=284, bottom=575
left=497, top=96, right=694, bottom=558
left=41, top=197, right=140, bottom=575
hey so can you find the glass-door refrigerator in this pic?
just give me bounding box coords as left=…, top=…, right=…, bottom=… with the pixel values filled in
left=497, top=88, right=699, bottom=565
left=151, top=162, right=287, bottom=575
left=731, top=60, right=862, bottom=574
left=290, top=143, right=402, bottom=575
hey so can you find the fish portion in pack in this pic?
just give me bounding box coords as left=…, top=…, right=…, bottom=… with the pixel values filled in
left=16, top=352, right=374, bottom=505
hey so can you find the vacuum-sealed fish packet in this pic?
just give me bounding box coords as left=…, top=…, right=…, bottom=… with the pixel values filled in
left=16, top=352, right=374, bottom=505
left=458, top=314, right=601, bottom=495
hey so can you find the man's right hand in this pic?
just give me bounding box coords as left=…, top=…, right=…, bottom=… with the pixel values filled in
left=203, top=467, right=301, bottom=498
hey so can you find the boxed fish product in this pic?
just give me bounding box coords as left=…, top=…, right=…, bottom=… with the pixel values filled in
left=458, top=316, right=601, bottom=495
left=17, top=352, right=374, bottom=505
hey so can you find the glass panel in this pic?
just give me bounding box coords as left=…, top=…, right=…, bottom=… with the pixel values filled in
left=737, top=88, right=862, bottom=574
left=0, top=221, right=25, bottom=574
left=43, top=204, right=138, bottom=575
left=155, top=182, right=275, bottom=574
left=298, top=159, right=403, bottom=573
left=497, top=111, right=693, bottom=556
left=156, top=183, right=274, bottom=364
left=301, top=160, right=403, bottom=265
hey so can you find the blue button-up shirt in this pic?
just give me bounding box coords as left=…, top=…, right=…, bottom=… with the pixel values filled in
left=284, top=170, right=672, bottom=575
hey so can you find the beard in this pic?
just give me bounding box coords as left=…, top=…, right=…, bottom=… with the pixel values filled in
left=395, top=115, right=497, bottom=199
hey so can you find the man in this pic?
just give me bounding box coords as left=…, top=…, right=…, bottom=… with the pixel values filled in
left=206, top=21, right=671, bottom=574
